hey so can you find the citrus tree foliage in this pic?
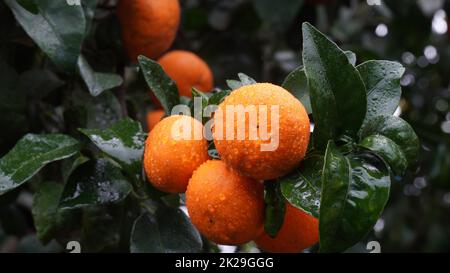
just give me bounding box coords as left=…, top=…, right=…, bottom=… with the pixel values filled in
left=0, top=0, right=426, bottom=253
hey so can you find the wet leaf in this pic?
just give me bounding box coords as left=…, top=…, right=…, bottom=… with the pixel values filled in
left=59, top=159, right=132, bottom=209
left=359, top=115, right=420, bottom=164
left=32, top=181, right=78, bottom=244
left=5, top=0, right=86, bottom=73
left=359, top=134, right=408, bottom=175
left=357, top=61, right=405, bottom=125
left=79, top=118, right=146, bottom=179
left=0, top=134, right=80, bottom=195
left=138, top=56, right=180, bottom=115
left=319, top=142, right=390, bottom=252
left=282, top=67, right=312, bottom=114
left=302, top=22, right=367, bottom=150
left=78, top=56, right=123, bottom=97
left=130, top=207, right=202, bottom=253
left=280, top=154, right=323, bottom=218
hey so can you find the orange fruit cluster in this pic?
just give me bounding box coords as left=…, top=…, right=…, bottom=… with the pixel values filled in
left=143, top=81, right=318, bottom=252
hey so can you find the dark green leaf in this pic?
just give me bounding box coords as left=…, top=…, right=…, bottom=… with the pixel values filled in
left=78, top=56, right=123, bottom=96
left=359, top=134, right=408, bottom=175
left=0, top=134, right=80, bottom=195
left=130, top=207, right=202, bottom=253
left=32, top=181, right=77, bottom=244
left=59, top=159, right=132, bottom=209
left=359, top=115, right=420, bottom=164
left=281, top=67, right=312, bottom=114
left=16, top=0, right=38, bottom=14
left=79, top=118, right=145, bottom=179
left=138, top=55, right=180, bottom=114
left=263, top=182, right=286, bottom=237
left=357, top=61, right=405, bottom=125
left=208, top=90, right=231, bottom=106
left=280, top=154, right=323, bottom=218
left=5, top=0, right=86, bottom=72
left=319, top=142, right=390, bottom=252
left=302, top=22, right=367, bottom=150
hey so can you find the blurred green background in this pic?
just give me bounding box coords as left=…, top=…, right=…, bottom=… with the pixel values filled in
left=1, top=0, right=449, bottom=252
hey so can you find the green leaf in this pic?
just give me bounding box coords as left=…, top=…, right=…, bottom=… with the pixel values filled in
left=32, top=181, right=77, bottom=244
left=344, top=51, right=357, bottom=66
left=319, top=142, right=390, bottom=252
left=5, top=0, right=86, bottom=73
left=357, top=61, right=405, bottom=125
left=78, top=56, right=123, bottom=97
left=59, top=159, right=132, bottom=209
left=280, top=154, right=323, bottom=218
left=0, top=134, right=80, bottom=195
left=359, top=115, right=420, bottom=164
left=130, top=207, right=202, bottom=253
left=302, top=22, right=367, bottom=150
left=281, top=67, right=312, bottom=114
left=138, top=55, right=180, bottom=114
left=226, top=73, right=257, bottom=90
left=359, top=134, right=408, bottom=175
left=16, top=0, right=38, bottom=14
left=208, top=90, right=231, bottom=106
left=263, top=182, right=286, bottom=237
left=79, top=118, right=145, bottom=179
left=253, top=0, right=304, bottom=28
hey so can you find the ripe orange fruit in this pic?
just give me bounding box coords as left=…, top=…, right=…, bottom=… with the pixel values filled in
left=117, top=0, right=180, bottom=62
left=213, top=83, right=310, bottom=180
left=186, top=160, right=265, bottom=245
left=143, top=115, right=209, bottom=193
left=255, top=203, right=319, bottom=253
left=146, top=109, right=165, bottom=132
left=158, top=50, right=214, bottom=97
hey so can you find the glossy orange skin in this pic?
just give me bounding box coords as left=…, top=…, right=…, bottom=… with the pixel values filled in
left=158, top=50, right=214, bottom=97
left=146, top=109, right=165, bottom=132
left=213, top=83, right=310, bottom=180
left=117, top=0, right=180, bottom=62
left=186, top=160, right=265, bottom=245
left=143, top=115, right=209, bottom=193
left=255, top=203, right=319, bottom=253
